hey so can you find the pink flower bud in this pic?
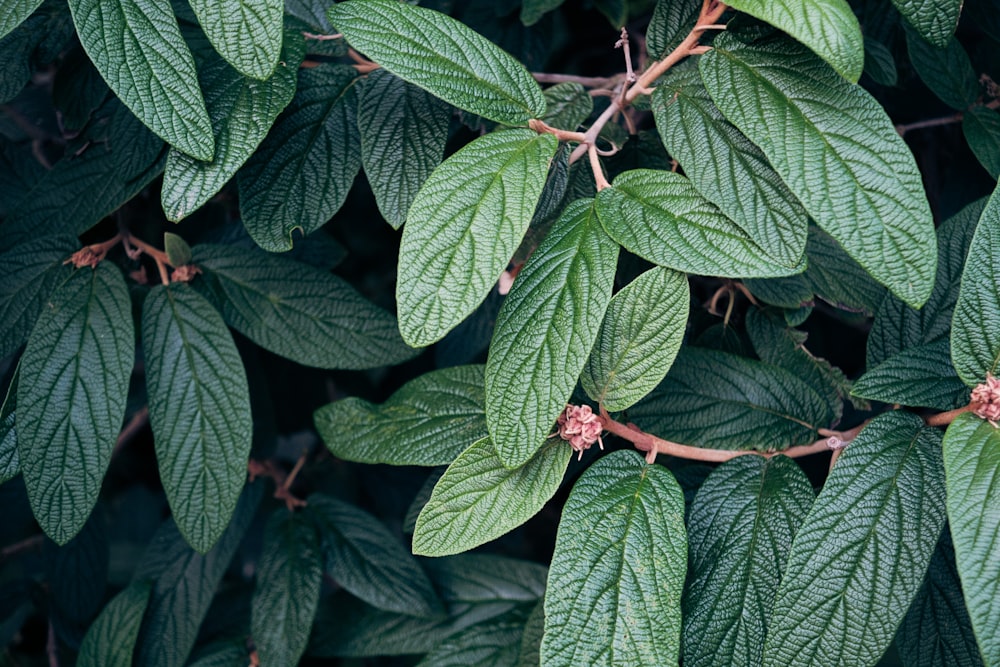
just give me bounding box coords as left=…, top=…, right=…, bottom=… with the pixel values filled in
left=554, top=404, right=605, bottom=460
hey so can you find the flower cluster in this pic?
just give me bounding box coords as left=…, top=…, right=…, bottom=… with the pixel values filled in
left=554, top=404, right=605, bottom=460
left=971, top=374, right=1000, bottom=427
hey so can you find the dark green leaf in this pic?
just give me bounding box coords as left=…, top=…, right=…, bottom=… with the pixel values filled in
left=0, top=0, right=43, bottom=40
left=162, top=232, right=191, bottom=268
left=963, top=106, right=1000, bottom=180
left=646, top=0, right=700, bottom=60
left=853, top=339, right=969, bottom=410
left=803, top=225, right=886, bottom=314
left=520, top=0, right=564, bottom=26
left=541, top=81, right=593, bottom=131
left=404, top=467, right=445, bottom=534
left=864, top=36, right=897, bottom=86
left=77, top=580, right=152, bottom=667
left=517, top=601, right=545, bottom=667
left=415, top=615, right=524, bottom=667
left=0, top=367, right=18, bottom=484
left=891, top=0, right=961, bottom=47
left=186, top=641, right=247, bottom=667
left=188, top=0, right=282, bottom=80
left=44, top=511, right=108, bottom=625
left=906, top=31, right=978, bottom=110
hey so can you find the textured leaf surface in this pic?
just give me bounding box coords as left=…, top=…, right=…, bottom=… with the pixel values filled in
left=68, top=0, right=213, bottom=159
left=314, top=366, right=486, bottom=466
left=415, top=616, right=524, bottom=667
left=891, top=0, right=961, bottom=47
left=0, top=0, right=43, bottom=40
left=0, top=368, right=18, bottom=484
left=906, top=31, right=978, bottom=110
left=542, top=451, right=687, bottom=666
left=863, top=36, right=897, bottom=86
left=517, top=602, right=545, bottom=667
left=762, top=412, right=946, bottom=667
left=853, top=340, right=969, bottom=410
left=77, top=580, right=152, bottom=667
left=964, top=107, right=1000, bottom=180
left=142, top=283, right=252, bottom=553
left=943, top=412, right=1000, bottom=666
left=186, top=642, right=247, bottom=667
left=328, top=0, right=545, bottom=125
left=188, top=0, right=282, bottom=79
left=646, top=0, right=699, bottom=59
left=701, top=35, right=936, bottom=307
left=684, top=456, right=815, bottom=667
left=541, top=81, right=593, bottom=131
left=397, top=129, right=557, bottom=347
left=193, top=244, right=416, bottom=369
left=239, top=64, right=362, bottom=250
left=413, top=437, right=571, bottom=556
left=307, top=494, right=440, bottom=616
left=17, top=264, right=133, bottom=544
left=596, top=169, right=802, bottom=278
left=582, top=267, right=688, bottom=411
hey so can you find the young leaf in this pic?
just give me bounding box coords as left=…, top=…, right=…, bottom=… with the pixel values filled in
left=67, top=0, right=213, bottom=160
left=596, top=169, right=803, bottom=278
left=701, top=35, right=936, bottom=308
left=17, top=264, right=134, bottom=545
left=853, top=339, right=970, bottom=410
left=314, top=366, right=486, bottom=466
left=192, top=244, right=417, bottom=369
left=239, top=64, right=362, bottom=250
left=906, top=31, right=978, bottom=110
left=142, top=283, right=252, bottom=553
left=0, top=0, right=43, bottom=40
left=358, top=69, right=451, bottom=230
left=397, top=129, right=557, bottom=347
left=891, top=0, right=961, bottom=48
left=943, top=412, right=1000, bottom=666
left=306, top=494, right=441, bottom=616
left=581, top=267, right=689, bottom=411
left=414, top=615, right=525, bottom=667
left=188, top=0, right=282, bottom=80
left=684, top=456, right=815, bottom=667
left=646, top=0, right=700, bottom=60
left=412, top=437, right=572, bottom=556
left=963, top=106, right=1000, bottom=180
left=542, top=450, right=687, bottom=667
left=486, top=199, right=619, bottom=468
left=77, top=580, right=153, bottom=667
left=162, top=232, right=191, bottom=268
left=251, top=510, right=323, bottom=667
left=0, top=367, right=18, bottom=484
left=762, top=412, right=947, bottom=667
left=328, top=0, right=546, bottom=125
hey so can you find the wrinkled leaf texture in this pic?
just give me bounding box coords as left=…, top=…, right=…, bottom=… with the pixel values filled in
left=188, top=0, right=283, bottom=80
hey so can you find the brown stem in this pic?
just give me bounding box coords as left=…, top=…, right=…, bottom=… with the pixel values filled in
left=528, top=118, right=587, bottom=142
left=113, top=406, right=149, bottom=458
left=896, top=99, right=1000, bottom=136
left=589, top=145, right=611, bottom=191
left=302, top=31, right=342, bottom=41
left=924, top=404, right=975, bottom=426
left=532, top=72, right=620, bottom=87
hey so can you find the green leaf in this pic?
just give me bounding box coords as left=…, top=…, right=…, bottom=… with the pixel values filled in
left=486, top=199, right=618, bottom=468
left=162, top=232, right=191, bottom=267
left=653, top=66, right=809, bottom=267
left=44, top=511, right=109, bottom=624
left=943, top=414, right=1000, bottom=665
left=891, top=0, right=961, bottom=47
left=725, top=0, right=864, bottom=81
left=306, top=494, right=441, bottom=616
left=415, top=615, right=525, bottom=667
left=952, top=183, right=1000, bottom=385
left=542, top=450, right=687, bottom=666
left=683, top=456, right=815, bottom=667
left=0, top=0, right=44, bottom=40
left=413, top=437, right=571, bottom=556
left=192, top=244, right=416, bottom=369
left=520, top=0, right=564, bottom=26
left=0, top=367, right=18, bottom=484
left=358, top=68, right=450, bottom=230
left=239, top=64, right=362, bottom=250
left=701, top=35, right=936, bottom=308
left=582, top=267, right=689, bottom=411
left=629, top=347, right=833, bottom=451
left=964, top=106, right=1000, bottom=180
left=864, top=36, right=897, bottom=86
left=541, top=81, right=593, bottom=131
left=314, top=365, right=487, bottom=466
left=77, top=580, right=153, bottom=667
left=67, top=0, right=213, bottom=160
left=853, top=340, right=969, bottom=410
left=517, top=601, right=545, bottom=667
left=646, top=0, right=700, bottom=60
left=802, top=225, right=886, bottom=314
left=327, top=0, right=545, bottom=125
left=186, top=641, right=247, bottom=667
left=762, top=412, right=947, bottom=667
left=251, top=510, right=323, bottom=667
left=397, top=129, right=557, bottom=347
left=906, top=31, right=978, bottom=110
left=596, top=169, right=803, bottom=278
left=17, top=264, right=134, bottom=545
left=188, top=0, right=282, bottom=80
left=142, top=283, right=252, bottom=553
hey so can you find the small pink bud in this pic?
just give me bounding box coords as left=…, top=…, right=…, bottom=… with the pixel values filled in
left=971, top=374, right=1000, bottom=427
left=554, top=404, right=605, bottom=460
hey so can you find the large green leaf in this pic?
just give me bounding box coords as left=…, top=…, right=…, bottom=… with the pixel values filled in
left=239, top=64, right=362, bottom=251
left=952, top=183, right=1000, bottom=385
left=251, top=510, right=323, bottom=667
left=328, top=0, right=545, bottom=125
left=142, top=283, right=252, bottom=553
left=891, top=0, right=961, bottom=47
left=192, top=244, right=416, bottom=369
left=486, top=199, right=618, bottom=468
left=358, top=68, right=451, bottom=230
left=582, top=267, right=689, bottom=411
left=0, top=367, right=18, bottom=484
left=67, top=0, right=213, bottom=160
left=853, top=340, right=969, bottom=411
left=17, top=264, right=134, bottom=545
left=906, top=31, right=978, bottom=110
left=701, top=35, right=936, bottom=308
left=629, top=347, right=833, bottom=451
left=306, top=494, right=441, bottom=616
left=314, top=365, right=486, bottom=466
left=188, top=0, right=282, bottom=80
left=542, top=450, right=687, bottom=666
left=762, top=412, right=947, bottom=667
left=0, top=0, right=44, bottom=40
left=684, top=456, right=815, bottom=667
left=413, top=437, right=571, bottom=556
left=415, top=615, right=525, bottom=667
left=654, top=66, right=808, bottom=267
left=964, top=107, right=1000, bottom=180
left=397, top=129, right=557, bottom=347
left=943, top=412, right=1000, bottom=666
left=77, top=580, right=152, bottom=667
left=646, top=0, right=700, bottom=59
left=725, top=0, right=863, bottom=81
left=596, top=169, right=803, bottom=278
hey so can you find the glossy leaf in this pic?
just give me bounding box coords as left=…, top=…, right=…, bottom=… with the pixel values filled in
left=853, top=340, right=969, bottom=410
left=314, top=365, right=486, bottom=466
left=891, top=0, right=961, bottom=47
left=142, top=283, right=252, bottom=553
left=77, top=580, right=153, bottom=667
left=397, top=129, right=557, bottom=347
left=0, top=0, right=44, bottom=40
left=906, top=31, right=978, bottom=110
left=17, top=264, right=134, bottom=545
left=763, top=412, right=946, bottom=667
left=646, top=0, right=699, bottom=59
left=0, top=367, right=18, bottom=484
left=188, top=0, right=282, bottom=80
left=413, top=437, right=571, bottom=556
left=328, top=0, right=546, bottom=125
left=486, top=199, right=619, bottom=468
left=542, top=450, right=687, bottom=666
left=964, top=106, right=1000, bottom=181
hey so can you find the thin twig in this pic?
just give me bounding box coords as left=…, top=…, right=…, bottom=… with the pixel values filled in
left=47, top=620, right=59, bottom=667
left=0, top=534, right=44, bottom=562
left=528, top=118, right=587, bottom=142
left=302, top=31, right=342, bottom=41
left=532, top=72, right=619, bottom=87
left=925, top=404, right=975, bottom=426
left=114, top=406, right=149, bottom=458
left=588, top=145, right=610, bottom=190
